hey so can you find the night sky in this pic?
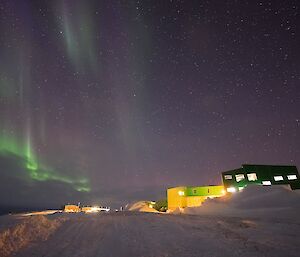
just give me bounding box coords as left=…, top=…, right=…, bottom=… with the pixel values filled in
left=0, top=0, right=299, bottom=209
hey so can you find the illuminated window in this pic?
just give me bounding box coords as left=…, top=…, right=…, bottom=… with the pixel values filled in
left=224, top=175, right=232, bottom=180
left=226, top=187, right=236, bottom=193
left=287, top=175, right=297, bottom=180
left=247, top=173, right=257, bottom=181
left=274, top=176, right=284, bottom=181
left=235, top=174, right=245, bottom=182
left=262, top=181, right=271, bottom=185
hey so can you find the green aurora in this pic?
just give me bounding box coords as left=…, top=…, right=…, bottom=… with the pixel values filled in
left=0, top=135, right=90, bottom=192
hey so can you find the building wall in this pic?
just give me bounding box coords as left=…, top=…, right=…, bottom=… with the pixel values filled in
left=64, top=205, right=80, bottom=213
left=186, top=196, right=207, bottom=207
left=167, top=187, right=187, bottom=210
left=187, top=185, right=224, bottom=197
left=167, top=185, right=224, bottom=210
left=81, top=207, right=93, bottom=213
left=222, top=164, right=300, bottom=192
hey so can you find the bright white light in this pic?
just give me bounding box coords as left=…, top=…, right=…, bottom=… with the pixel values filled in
left=274, top=176, right=284, bottom=181
left=83, top=206, right=111, bottom=213
left=221, top=190, right=226, bottom=195
left=247, top=173, right=257, bottom=181
left=91, top=206, right=101, bottom=212
left=235, top=174, right=245, bottom=182
left=100, top=207, right=110, bottom=212
left=84, top=206, right=101, bottom=213
left=226, top=187, right=236, bottom=193
left=262, top=181, right=271, bottom=185
left=287, top=175, right=297, bottom=180
left=178, top=191, right=185, bottom=196
left=238, top=187, right=244, bottom=191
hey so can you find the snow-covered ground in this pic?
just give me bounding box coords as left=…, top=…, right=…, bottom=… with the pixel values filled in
left=184, top=185, right=300, bottom=221
left=0, top=186, right=300, bottom=257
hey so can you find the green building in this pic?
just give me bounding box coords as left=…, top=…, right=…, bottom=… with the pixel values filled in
left=222, top=164, right=300, bottom=193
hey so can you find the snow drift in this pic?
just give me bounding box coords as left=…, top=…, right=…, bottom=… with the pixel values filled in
left=0, top=215, right=66, bottom=256
left=126, top=201, right=158, bottom=213
left=184, top=185, right=300, bottom=220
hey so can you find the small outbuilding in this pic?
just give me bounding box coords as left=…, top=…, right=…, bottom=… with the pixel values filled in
left=64, top=204, right=80, bottom=213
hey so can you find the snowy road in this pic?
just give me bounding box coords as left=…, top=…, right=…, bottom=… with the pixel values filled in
left=2, top=211, right=298, bottom=257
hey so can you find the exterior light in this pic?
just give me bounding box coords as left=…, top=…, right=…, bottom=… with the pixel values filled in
left=90, top=206, right=101, bottom=212
left=178, top=190, right=185, bottom=196
left=226, top=187, right=236, bottom=193
left=83, top=206, right=101, bottom=213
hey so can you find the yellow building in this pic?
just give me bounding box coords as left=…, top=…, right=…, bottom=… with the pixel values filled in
left=64, top=204, right=80, bottom=213
left=167, top=185, right=225, bottom=211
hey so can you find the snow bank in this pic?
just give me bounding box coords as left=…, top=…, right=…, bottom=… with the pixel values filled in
left=126, top=201, right=158, bottom=213
left=0, top=215, right=66, bottom=256
left=184, top=185, right=300, bottom=220
left=19, top=210, right=61, bottom=216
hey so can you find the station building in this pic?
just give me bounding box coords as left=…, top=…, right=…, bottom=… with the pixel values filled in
left=167, top=185, right=225, bottom=211
left=167, top=164, right=300, bottom=211
left=222, top=164, right=300, bottom=193
left=64, top=204, right=80, bottom=213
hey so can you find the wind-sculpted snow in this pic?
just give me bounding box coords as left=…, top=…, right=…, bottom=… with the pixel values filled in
left=184, top=185, right=300, bottom=220
left=0, top=215, right=67, bottom=256
left=0, top=211, right=299, bottom=257
left=126, top=201, right=159, bottom=213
